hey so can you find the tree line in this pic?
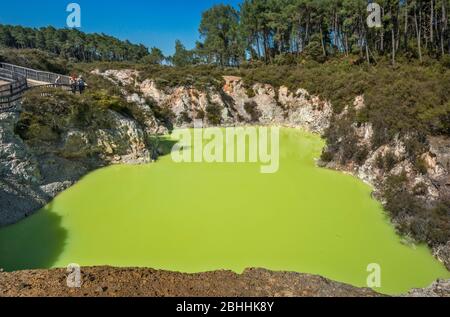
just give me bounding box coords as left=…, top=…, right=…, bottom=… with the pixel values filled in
left=0, top=25, right=149, bottom=62
left=172, top=0, right=450, bottom=67
left=2, top=1, right=449, bottom=67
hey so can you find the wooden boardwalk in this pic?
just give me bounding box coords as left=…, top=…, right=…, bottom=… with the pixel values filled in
left=27, top=79, right=53, bottom=86
left=0, top=63, right=71, bottom=111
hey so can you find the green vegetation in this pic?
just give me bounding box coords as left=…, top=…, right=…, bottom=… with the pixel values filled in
left=167, top=0, right=450, bottom=67
left=198, top=4, right=242, bottom=66
left=16, top=86, right=150, bottom=146
left=282, top=60, right=450, bottom=149
left=140, top=64, right=225, bottom=90
left=244, top=100, right=262, bottom=122
left=140, top=47, right=165, bottom=65
left=169, top=40, right=196, bottom=67
left=2, top=1, right=449, bottom=68
left=383, top=173, right=450, bottom=245
left=375, top=151, right=398, bottom=172
left=16, top=89, right=113, bottom=144
left=74, top=62, right=225, bottom=91
left=205, top=103, right=223, bottom=125
left=145, top=98, right=176, bottom=131
left=0, top=48, right=69, bottom=74
left=0, top=25, right=149, bottom=62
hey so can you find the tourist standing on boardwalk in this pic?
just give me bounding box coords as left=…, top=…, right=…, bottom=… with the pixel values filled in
left=70, top=75, right=77, bottom=93
left=77, top=76, right=86, bottom=94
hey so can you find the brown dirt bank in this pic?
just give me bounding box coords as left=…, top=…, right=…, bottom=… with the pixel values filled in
left=0, top=267, right=383, bottom=297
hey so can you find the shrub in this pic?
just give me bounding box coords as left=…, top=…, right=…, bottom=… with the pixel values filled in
left=303, top=39, right=326, bottom=63
left=413, top=182, right=428, bottom=196
left=353, top=146, right=368, bottom=165
left=273, top=53, right=298, bottom=65
left=381, top=173, right=450, bottom=246
left=414, top=157, right=428, bottom=175
left=152, top=104, right=175, bottom=130
left=382, top=172, right=419, bottom=218
left=340, top=132, right=359, bottom=164
left=375, top=153, right=385, bottom=170
left=246, top=86, right=256, bottom=98
left=196, top=109, right=206, bottom=120
left=178, top=111, right=193, bottom=125
left=441, top=55, right=450, bottom=69
left=383, top=151, right=398, bottom=171
left=244, top=101, right=261, bottom=122
left=205, top=103, right=223, bottom=125
left=320, top=151, right=334, bottom=163
left=404, top=135, right=428, bottom=159
left=374, top=151, right=398, bottom=171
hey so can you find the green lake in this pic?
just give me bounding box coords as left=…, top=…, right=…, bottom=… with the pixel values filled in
left=0, top=128, right=448, bottom=295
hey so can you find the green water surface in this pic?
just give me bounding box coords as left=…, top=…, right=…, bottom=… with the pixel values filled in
left=0, top=128, right=448, bottom=295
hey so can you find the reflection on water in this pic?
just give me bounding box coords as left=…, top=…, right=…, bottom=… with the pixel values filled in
left=0, top=202, right=67, bottom=271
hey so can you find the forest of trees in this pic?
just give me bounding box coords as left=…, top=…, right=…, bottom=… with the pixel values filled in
left=1, top=1, right=449, bottom=67
left=0, top=25, right=149, bottom=62
left=171, top=0, right=450, bottom=67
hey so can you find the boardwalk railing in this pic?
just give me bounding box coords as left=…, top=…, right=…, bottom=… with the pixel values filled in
left=0, top=69, right=28, bottom=110
left=0, top=63, right=72, bottom=111
left=0, top=63, right=71, bottom=85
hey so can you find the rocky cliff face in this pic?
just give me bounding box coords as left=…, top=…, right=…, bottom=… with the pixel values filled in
left=0, top=95, right=153, bottom=226
left=97, top=70, right=333, bottom=134
left=0, top=112, right=46, bottom=226
left=319, top=97, right=450, bottom=270
left=323, top=105, right=449, bottom=204
left=323, top=123, right=448, bottom=203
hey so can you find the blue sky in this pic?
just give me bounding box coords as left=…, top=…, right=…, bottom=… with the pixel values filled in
left=0, top=0, right=242, bottom=55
